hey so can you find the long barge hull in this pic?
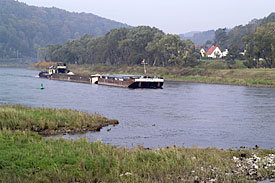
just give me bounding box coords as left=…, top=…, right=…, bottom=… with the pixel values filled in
left=39, top=72, right=164, bottom=89
left=39, top=72, right=92, bottom=84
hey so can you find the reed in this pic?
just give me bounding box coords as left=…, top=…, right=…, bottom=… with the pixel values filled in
left=0, top=105, right=118, bottom=135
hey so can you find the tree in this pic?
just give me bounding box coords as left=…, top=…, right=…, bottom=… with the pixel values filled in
left=214, top=28, right=228, bottom=49
left=243, top=23, right=275, bottom=68
left=225, top=44, right=240, bottom=69
left=43, top=26, right=199, bottom=67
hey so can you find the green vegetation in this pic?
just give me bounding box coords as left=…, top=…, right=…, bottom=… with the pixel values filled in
left=0, top=130, right=274, bottom=182
left=34, top=59, right=275, bottom=87
left=42, top=26, right=200, bottom=67
left=214, top=12, right=275, bottom=51
left=40, top=13, right=275, bottom=72
left=243, top=23, right=275, bottom=68
left=0, top=0, right=129, bottom=59
left=0, top=105, right=274, bottom=182
left=212, top=13, right=275, bottom=65
left=63, top=62, right=275, bottom=88
left=0, top=105, right=118, bottom=135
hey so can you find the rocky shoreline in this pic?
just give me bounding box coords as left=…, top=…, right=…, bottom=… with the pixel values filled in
left=233, top=153, right=275, bottom=181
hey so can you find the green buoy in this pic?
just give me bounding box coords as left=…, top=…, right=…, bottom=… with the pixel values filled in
left=41, top=83, right=44, bottom=90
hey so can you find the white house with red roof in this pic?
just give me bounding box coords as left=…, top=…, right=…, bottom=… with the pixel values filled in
left=206, top=46, right=222, bottom=58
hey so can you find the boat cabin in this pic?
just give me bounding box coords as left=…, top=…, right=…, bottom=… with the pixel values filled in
left=48, top=63, right=68, bottom=75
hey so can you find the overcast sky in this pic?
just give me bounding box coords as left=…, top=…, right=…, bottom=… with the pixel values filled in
left=18, top=0, right=275, bottom=34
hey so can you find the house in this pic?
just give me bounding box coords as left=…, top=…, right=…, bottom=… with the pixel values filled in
left=222, top=49, right=228, bottom=57
left=199, top=45, right=228, bottom=59
left=200, top=48, right=206, bottom=57
left=206, top=46, right=222, bottom=58
left=195, top=45, right=200, bottom=49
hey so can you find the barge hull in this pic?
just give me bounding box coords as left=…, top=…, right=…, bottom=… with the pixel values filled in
left=98, top=78, right=163, bottom=88
left=51, top=74, right=91, bottom=83
left=129, top=81, right=163, bottom=88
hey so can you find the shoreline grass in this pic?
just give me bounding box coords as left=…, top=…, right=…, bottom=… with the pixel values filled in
left=0, top=130, right=274, bottom=183
left=32, top=62, right=275, bottom=88
left=68, top=64, right=275, bottom=88
left=0, top=105, right=118, bottom=135
left=0, top=105, right=274, bottom=182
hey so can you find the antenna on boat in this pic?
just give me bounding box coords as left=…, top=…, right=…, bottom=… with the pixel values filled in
left=141, top=59, right=147, bottom=74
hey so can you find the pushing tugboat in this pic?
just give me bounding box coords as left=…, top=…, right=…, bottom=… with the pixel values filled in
left=39, top=62, right=164, bottom=89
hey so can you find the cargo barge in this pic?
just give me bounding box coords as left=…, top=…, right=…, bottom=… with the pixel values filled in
left=39, top=63, right=164, bottom=89
left=98, top=75, right=163, bottom=88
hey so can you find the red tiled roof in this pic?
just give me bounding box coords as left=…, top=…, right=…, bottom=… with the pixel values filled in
left=206, top=46, right=217, bottom=55
left=195, top=45, right=200, bottom=49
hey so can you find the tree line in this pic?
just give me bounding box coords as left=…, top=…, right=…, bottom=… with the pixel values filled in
left=42, top=26, right=200, bottom=67
left=210, top=13, right=275, bottom=67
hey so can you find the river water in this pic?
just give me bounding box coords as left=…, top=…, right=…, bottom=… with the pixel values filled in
left=1, top=68, right=275, bottom=149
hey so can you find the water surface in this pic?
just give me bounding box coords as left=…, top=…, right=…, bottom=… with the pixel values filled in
left=1, top=68, right=275, bottom=149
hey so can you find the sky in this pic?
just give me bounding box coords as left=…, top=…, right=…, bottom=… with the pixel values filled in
left=18, top=0, right=275, bottom=34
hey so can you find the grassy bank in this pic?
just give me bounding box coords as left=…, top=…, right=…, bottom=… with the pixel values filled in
left=0, top=105, right=118, bottom=135
left=163, top=69, right=275, bottom=87
left=0, top=130, right=274, bottom=183
left=33, top=61, right=275, bottom=87
left=67, top=63, right=275, bottom=88
left=0, top=105, right=274, bottom=182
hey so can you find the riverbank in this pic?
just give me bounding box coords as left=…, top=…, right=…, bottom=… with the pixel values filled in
left=33, top=62, right=275, bottom=88
left=0, top=130, right=274, bottom=183
left=0, top=105, right=274, bottom=182
left=0, top=58, right=37, bottom=68
left=0, top=105, right=118, bottom=135
left=67, top=64, right=275, bottom=88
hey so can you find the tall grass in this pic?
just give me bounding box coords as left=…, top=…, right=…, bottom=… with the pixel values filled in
left=0, top=105, right=118, bottom=135
left=0, top=130, right=274, bottom=182
left=0, top=105, right=274, bottom=182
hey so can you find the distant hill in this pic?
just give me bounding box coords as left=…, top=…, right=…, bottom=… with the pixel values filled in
left=214, top=12, right=275, bottom=50
left=179, top=31, right=200, bottom=40
left=180, top=30, right=215, bottom=46
left=180, top=12, right=275, bottom=48
left=0, top=0, right=130, bottom=58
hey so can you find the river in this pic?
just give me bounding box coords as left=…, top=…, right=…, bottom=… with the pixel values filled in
left=1, top=68, right=275, bottom=149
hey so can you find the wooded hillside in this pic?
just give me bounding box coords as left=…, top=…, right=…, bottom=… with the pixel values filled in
left=0, top=0, right=129, bottom=58
left=214, top=12, right=275, bottom=51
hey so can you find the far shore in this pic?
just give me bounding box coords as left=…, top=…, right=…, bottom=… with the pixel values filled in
left=32, top=62, right=275, bottom=88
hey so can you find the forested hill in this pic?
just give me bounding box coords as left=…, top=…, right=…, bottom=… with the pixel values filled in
left=180, top=30, right=215, bottom=46
left=0, top=0, right=130, bottom=59
left=214, top=12, right=275, bottom=50
left=180, top=12, right=275, bottom=48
